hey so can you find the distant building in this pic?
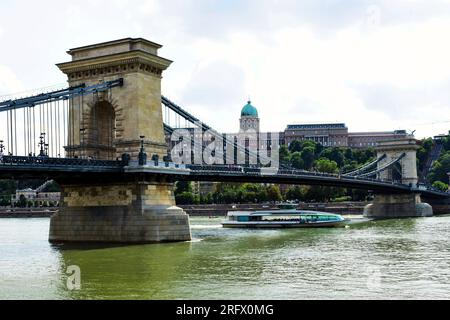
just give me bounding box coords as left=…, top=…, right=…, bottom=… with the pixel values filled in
left=240, top=101, right=260, bottom=132
left=165, top=100, right=410, bottom=157
left=348, top=130, right=409, bottom=149
left=11, top=181, right=60, bottom=207
left=284, top=123, right=349, bottom=147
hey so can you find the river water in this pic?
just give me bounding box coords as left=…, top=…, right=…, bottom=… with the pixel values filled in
left=1, top=216, right=450, bottom=300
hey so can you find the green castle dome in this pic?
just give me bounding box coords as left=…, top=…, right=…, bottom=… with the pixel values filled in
left=241, top=101, right=259, bottom=117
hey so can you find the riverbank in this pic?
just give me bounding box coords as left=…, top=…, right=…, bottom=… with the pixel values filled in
left=179, top=202, right=369, bottom=217
left=0, top=209, right=56, bottom=218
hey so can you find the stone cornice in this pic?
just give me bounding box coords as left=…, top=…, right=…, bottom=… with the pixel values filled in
left=57, top=50, right=173, bottom=76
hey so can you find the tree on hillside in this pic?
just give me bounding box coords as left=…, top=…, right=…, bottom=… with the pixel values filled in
left=429, top=152, right=450, bottom=184
left=314, top=158, right=339, bottom=174
left=290, top=152, right=304, bottom=170
left=279, top=145, right=290, bottom=163
left=432, top=181, right=449, bottom=192
left=301, top=147, right=316, bottom=170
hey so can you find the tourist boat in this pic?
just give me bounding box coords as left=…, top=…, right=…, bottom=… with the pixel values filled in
left=222, top=209, right=349, bottom=229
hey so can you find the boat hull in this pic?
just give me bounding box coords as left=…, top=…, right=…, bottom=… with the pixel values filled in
left=222, top=220, right=349, bottom=229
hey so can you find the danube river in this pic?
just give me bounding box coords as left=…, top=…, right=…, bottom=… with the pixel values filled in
left=1, top=216, right=450, bottom=300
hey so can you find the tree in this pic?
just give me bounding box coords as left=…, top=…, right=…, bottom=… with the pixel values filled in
left=432, top=181, right=448, bottom=192
left=0, top=197, right=11, bottom=207
left=266, top=185, right=283, bottom=202
left=324, top=148, right=345, bottom=168
left=285, top=186, right=305, bottom=201
left=315, top=158, right=339, bottom=174
left=443, top=133, right=450, bottom=152
left=289, top=140, right=303, bottom=153
left=429, top=152, right=450, bottom=184
left=301, top=147, right=315, bottom=170
left=279, top=145, right=291, bottom=163
left=17, top=195, right=27, bottom=208
left=344, top=148, right=354, bottom=162
left=175, top=192, right=195, bottom=205
left=175, top=181, right=192, bottom=195
left=290, top=152, right=304, bottom=170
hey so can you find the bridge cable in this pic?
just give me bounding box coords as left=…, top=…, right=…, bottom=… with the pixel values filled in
left=357, top=153, right=407, bottom=179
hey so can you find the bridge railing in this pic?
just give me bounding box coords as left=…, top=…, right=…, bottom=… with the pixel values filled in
left=186, top=164, right=440, bottom=192
left=0, top=155, right=125, bottom=168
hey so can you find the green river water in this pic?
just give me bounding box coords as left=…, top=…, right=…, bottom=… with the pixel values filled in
left=1, top=216, right=450, bottom=300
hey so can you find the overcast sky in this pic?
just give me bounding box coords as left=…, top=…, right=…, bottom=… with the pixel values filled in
left=1, top=0, right=450, bottom=139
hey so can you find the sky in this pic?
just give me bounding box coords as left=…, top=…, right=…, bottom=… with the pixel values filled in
left=1, top=0, right=450, bottom=139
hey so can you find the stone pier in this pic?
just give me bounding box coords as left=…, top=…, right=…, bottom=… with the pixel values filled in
left=50, top=182, right=191, bottom=243
left=364, top=193, right=433, bottom=219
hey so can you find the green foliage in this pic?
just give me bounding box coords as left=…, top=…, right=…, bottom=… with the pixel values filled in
left=429, top=152, right=450, bottom=184
left=0, top=196, right=11, bottom=207
left=266, top=185, right=283, bottom=202
left=289, top=140, right=303, bottom=153
left=279, top=145, right=290, bottom=163
left=314, top=158, right=339, bottom=174
left=290, top=152, right=304, bottom=169
left=17, top=195, right=27, bottom=208
left=285, top=186, right=305, bottom=201
left=432, top=181, right=448, bottom=192
left=0, top=180, right=18, bottom=196
left=305, top=186, right=346, bottom=202
left=332, top=196, right=352, bottom=203
left=417, top=138, right=434, bottom=171
left=175, top=181, right=192, bottom=195
left=301, top=147, right=316, bottom=170
left=175, top=192, right=196, bottom=205
left=443, top=133, right=450, bottom=151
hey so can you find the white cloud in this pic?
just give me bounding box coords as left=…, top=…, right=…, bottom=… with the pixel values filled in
left=0, top=66, right=25, bottom=97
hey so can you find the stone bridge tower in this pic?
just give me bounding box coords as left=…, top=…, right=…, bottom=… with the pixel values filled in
left=364, top=137, right=433, bottom=219
left=49, top=39, right=191, bottom=243
left=375, top=137, right=419, bottom=186
left=56, top=38, right=169, bottom=160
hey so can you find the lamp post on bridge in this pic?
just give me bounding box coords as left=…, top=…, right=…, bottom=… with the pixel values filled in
left=138, top=136, right=147, bottom=166
left=0, top=140, right=4, bottom=162
left=38, top=134, right=46, bottom=157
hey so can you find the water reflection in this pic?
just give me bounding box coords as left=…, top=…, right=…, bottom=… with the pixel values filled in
left=54, top=241, right=194, bottom=300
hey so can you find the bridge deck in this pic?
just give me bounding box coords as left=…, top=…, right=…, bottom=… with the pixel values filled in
left=1, top=156, right=448, bottom=198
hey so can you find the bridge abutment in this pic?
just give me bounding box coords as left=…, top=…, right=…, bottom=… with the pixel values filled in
left=364, top=193, right=433, bottom=219
left=50, top=181, right=191, bottom=243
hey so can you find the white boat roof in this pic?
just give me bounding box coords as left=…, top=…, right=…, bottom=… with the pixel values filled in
left=228, top=210, right=342, bottom=217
